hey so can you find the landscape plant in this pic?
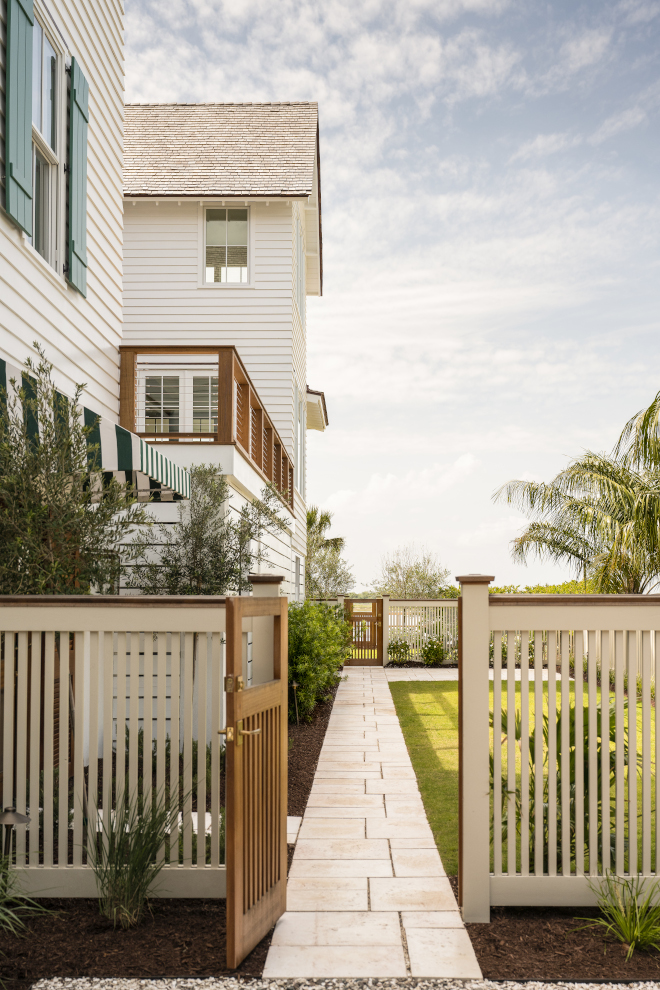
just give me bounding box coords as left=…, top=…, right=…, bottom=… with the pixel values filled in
left=287, top=600, right=352, bottom=720
left=90, top=786, right=179, bottom=929
left=0, top=346, right=146, bottom=593
left=578, top=874, right=660, bottom=960
left=0, top=855, right=49, bottom=935
left=387, top=637, right=411, bottom=666
left=126, top=464, right=289, bottom=594
left=420, top=636, right=447, bottom=667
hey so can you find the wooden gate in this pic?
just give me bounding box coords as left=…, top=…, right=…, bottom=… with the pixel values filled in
left=345, top=598, right=383, bottom=665
left=225, top=595, right=288, bottom=968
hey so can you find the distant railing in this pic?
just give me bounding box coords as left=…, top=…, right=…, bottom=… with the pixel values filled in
left=119, top=345, right=294, bottom=511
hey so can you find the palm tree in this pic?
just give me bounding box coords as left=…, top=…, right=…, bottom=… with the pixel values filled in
left=306, top=506, right=345, bottom=554
left=494, top=452, right=660, bottom=593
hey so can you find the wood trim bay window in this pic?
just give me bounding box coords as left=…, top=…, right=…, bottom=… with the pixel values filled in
left=119, top=345, right=294, bottom=511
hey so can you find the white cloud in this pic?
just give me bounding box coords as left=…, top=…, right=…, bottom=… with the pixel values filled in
left=589, top=106, right=647, bottom=143
left=509, top=132, right=582, bottom=162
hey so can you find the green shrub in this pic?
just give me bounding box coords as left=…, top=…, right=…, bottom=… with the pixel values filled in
left=0, top=855, right=49, bottom=935
left=90, top=786, right=179, bottom=929
left=578, top=874, right=660, bottom=960
left=387, top=638, right=411, bottom=666
left=288, top=601, right=351, bottom=721
left=420, top=637, right=446, bottom=667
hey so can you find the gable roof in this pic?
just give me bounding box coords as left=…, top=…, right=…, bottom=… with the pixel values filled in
left=123, top=102, right=319, bottom=198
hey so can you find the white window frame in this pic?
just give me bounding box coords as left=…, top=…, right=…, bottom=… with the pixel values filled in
left=136, top=366, right=219, bottom=436
left=197, top=202, right=255, bottom=289
left=26, top=5, right=67, bottom=278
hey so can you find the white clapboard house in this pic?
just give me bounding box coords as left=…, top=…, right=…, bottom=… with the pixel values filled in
left=121, top=103, right=328, bottom=598
left=0, top=0, right=190, bottom=503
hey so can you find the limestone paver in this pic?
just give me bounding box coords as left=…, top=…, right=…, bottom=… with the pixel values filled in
left=298, top=818, right=366, bottom=839
left=307, top=793, right=384, bottom=809
left=295, top=837, right=390, bottom=859
left=289, top=858, right=394, bottom=878
left=264, top=665, right=481, bottom=979
left=286, top=877, right=368, bottom=911
left=271, top=911, right=401, bottom=945
left=370, top=876, right=457, bottom=911
left=392, top=848, right=447, bottom=876
left=263, top=945, right=407, bottom=978
left=406, top=927, right=483, bottom=978
left=401, top=910, right=464, bottom=928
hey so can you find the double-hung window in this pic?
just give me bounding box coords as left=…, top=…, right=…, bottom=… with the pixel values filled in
left=30, top=18, right=58, bottom=267
left=5, top=0, right=89, bottom=294
left=205, top=207, right=248, bottom=283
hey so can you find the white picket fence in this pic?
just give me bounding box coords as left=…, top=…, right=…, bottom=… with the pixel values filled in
left=0, top=595, right=276, bottom=897
left=388, top=599, right=458, bottom=660
left=312, top=596, right=458, bottom=662
left=459, top=577, right=660, bottom=922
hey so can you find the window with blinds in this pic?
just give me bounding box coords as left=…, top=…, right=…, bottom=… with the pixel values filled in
left=145, top=376, right=179, bottom=433
left=192, top=376, right=218, bottom=432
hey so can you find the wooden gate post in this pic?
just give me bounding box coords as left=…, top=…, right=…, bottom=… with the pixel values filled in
left=382, top=596, right=389, bottom=664
left=457, top=574, right=493, bottom=923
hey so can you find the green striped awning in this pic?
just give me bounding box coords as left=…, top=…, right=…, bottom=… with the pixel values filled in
left=0, top=359, right=191, bottom=500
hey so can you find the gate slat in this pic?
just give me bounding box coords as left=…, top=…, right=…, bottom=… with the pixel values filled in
left=29, top=632, right=42, bottom=865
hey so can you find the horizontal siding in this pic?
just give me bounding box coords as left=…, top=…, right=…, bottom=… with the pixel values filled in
left=0, top=0, right=5, bottom=214
left=122, top=200, right=300, bottom=458
left=0, top=0, right=124, bottom=419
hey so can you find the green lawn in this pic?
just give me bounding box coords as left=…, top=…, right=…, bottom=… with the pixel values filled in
left=390, top=679, right=655, bottom=879
left=389, top=681, right=460, bottom=875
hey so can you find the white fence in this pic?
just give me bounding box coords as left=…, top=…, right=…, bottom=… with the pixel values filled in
left=388, top=599, right=458, bottom=660
left=313, top=597, right=458, bottom=663
left=0, top=595, right=276, bottom=897
left=459, top=577, right=660, bottom=922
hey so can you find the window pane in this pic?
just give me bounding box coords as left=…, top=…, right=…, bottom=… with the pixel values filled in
left=206, top=208, right=226, bottom=245
left=144, top=376, right=179, bottom=432
left=206, top=245, right=227, bottom=282
left=43, top=35, right=57, bottom=150
left=32, top=22, right=43, bottom=129
left=33, top=148, right=49, bottom=261
left=227, top=209, right=247, bottom=245
left=193, top=376, right=218, bottom=432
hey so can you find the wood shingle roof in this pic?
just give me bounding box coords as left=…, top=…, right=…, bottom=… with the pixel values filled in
left=124, top=102, right=319, bottom=198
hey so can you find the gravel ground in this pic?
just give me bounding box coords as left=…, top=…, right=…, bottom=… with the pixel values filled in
left=31, top=979, right=660, bottom=990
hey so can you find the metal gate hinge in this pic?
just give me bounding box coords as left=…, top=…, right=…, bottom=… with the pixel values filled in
left=224, top=674, right=244, bottom=693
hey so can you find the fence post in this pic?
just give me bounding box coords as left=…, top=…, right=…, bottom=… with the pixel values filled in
left=382, top=595, right=389, bottom=664
left=457, top=573, right=494, bottom=923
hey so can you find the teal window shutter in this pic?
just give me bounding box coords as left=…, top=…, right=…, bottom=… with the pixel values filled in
left=67, top=57, right=89, bottom=296
left=5, top=0, right=34, bottom=235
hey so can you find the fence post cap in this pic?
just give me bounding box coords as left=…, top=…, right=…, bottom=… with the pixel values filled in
left=455, top=574, right=495, bottom=585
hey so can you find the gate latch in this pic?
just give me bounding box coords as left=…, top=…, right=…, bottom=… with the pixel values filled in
left=236, top=719, right=262, bottom=747
left=218, top=726, right=234, bottom=742
left=224, top=675, right=244, bottom=693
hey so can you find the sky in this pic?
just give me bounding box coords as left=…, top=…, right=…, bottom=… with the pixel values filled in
left=125, top=0, right=660, bottom=591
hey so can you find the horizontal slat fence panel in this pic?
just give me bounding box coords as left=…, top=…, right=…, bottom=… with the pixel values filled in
left=0, top=597, right=232, bottom=898
left=459, top=583, right=660, bottom=922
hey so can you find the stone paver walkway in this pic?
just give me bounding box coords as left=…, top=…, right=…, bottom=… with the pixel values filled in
left=263, top=666, right=482, bottom=980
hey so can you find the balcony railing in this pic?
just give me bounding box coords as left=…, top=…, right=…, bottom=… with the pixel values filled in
left=120, top=346, right=294, bottom=510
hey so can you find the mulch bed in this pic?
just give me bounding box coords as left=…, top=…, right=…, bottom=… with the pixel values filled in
left=0, top=686, right=337, bottom=990
left=447, top=876, right=660, bottom=980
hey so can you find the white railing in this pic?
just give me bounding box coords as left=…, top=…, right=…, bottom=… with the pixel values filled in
left=459, top=577, right=660, bottom=923
left=387, top=599, right=458, bottom=660
left=0, top=595, right=273, bottom=898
